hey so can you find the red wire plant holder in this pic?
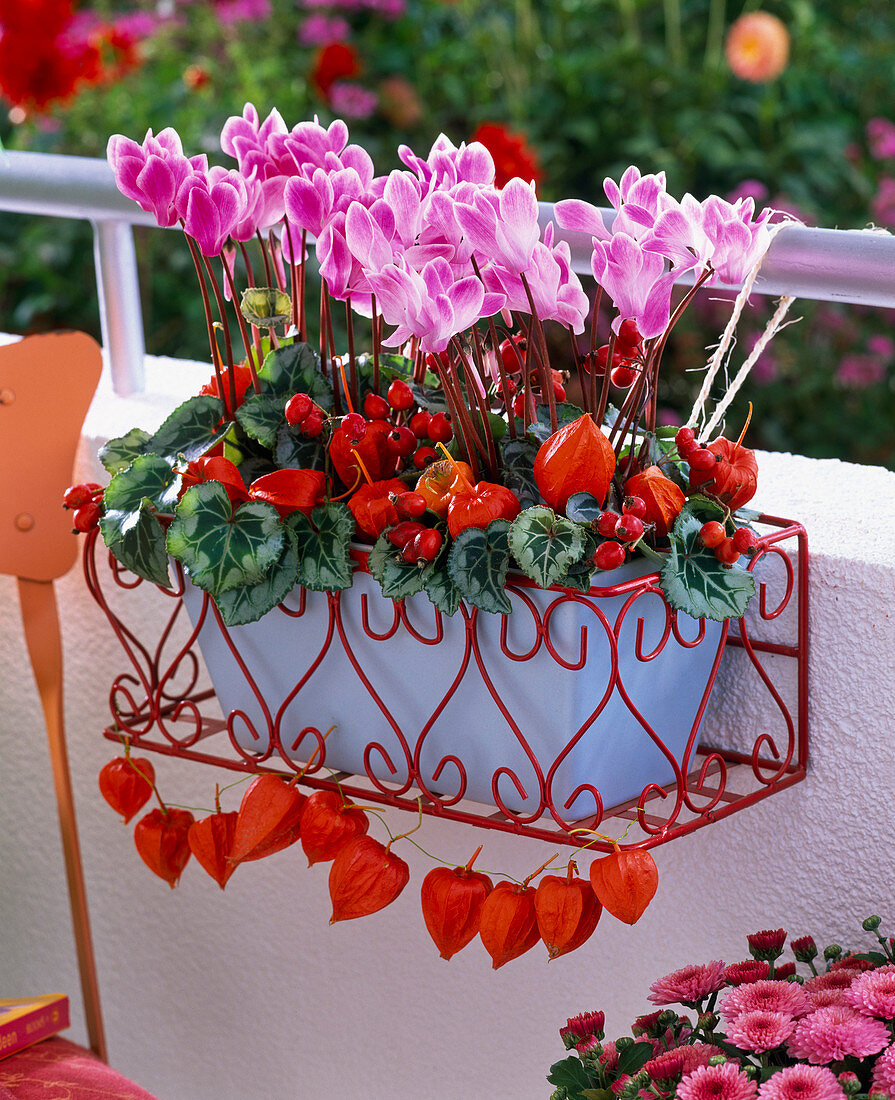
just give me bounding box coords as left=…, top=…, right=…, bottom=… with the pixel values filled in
left=85, top=510, right=808, bottom=855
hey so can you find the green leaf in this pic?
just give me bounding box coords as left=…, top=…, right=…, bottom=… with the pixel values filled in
left=257, top=341, right=331, bottom=406
left=275, top=423, right=325, bottom=470
left=565, top=492, right=602, bottom=524
left=547, top=1056, right=594, bottom=1098
left=423, top=551, right=461, bottom=616
left=508, top=506, right=586, bottom=590
left=214, top=527, right=299, bottom=626
left=99, top=427, right=152, bottom=475
left=288, top=502, right=355, bottom=592
left=661, top=508, right=756, bottom=622
left=100, top=454, right=181, bottom=545
left=522, top=401, right=585, bottom=445
left=166, top=481, right=285, bottom=597
left=106, top=501, right=171, bottom=588
left=500, top=437, right=542, bottom=509
left=368, top=532, right=427, bottom=600
left=581, top=1091, right=614, bottom=1100
left=236, top=392, right=285, bottom=450
left=447, top=519, right=512, bottom=615
left=617, top=1041, right=654, bottom=1077
left=558, top=528, right=598, bottom=592
left=150, top=394, right=226, bottom=463
left=240, top=286, right=292, bottom=328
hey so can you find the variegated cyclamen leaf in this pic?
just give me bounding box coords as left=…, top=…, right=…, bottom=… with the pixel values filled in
left=288, top=502, right=355, bottom=592
left=521, top=401, right=586, bottom=445
left=150, top=395, right=226, bottom=463
left=447, top=519, right=513, bottom=615
left=565, top=492, right=603, bottom=525
left=368, top=533, right=426, bottom=601
left=100, top=454, right=181, bottom=545
left=557, top=528, right=598, bottom=593
left=99, top=427, right=152, bottom=474
left=236, top=392, right=286, bottom=450
left=508, top=506, right=586, bottom=590
left=214, top=527, right=299, bottom=626
left=275, top=423, right=325, bottom=470
left=500, top=437, right=542, bottom=509
left=661, top=509, right=755, bottom=622
left=257, top=341, right=331, bottom=405
left=105, top=501, right=171, bottom=588
left=166, top=481, right=284, bottom=597
left=423, top=554, right=461, bottom=617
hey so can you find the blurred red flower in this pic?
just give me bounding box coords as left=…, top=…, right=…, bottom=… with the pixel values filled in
left=311, top=42, right=360, bottom=99
left=470, top=122, right=543, bottom=188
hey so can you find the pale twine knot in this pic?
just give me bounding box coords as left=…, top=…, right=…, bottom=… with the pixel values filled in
left=687, top=217, right=799, bottom=438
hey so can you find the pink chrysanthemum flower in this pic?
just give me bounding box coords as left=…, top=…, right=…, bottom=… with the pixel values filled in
left=679, top=1045, right=727, bottom=1074
left=678, top=1061, right=758, bottom=1100
left=648, top=961, right=727, bottom=1005
left=598, top=1040, right=620, bottom=1073
left=644, top=1049, right=685, bottom=1083
left=722, top=979, right=810, bottom=1023
left=803, top=971, right=855, bottom=995
left=805, top=989, right=849, bottom=1011
left=871, top=1042, right=895, bottom=1095
left=788, top=1005, right=890, bottom=1063
left=726, top=1009, right=796, bottom=1053
left=844, top=965, right=895, bottom=1019
left=725, top=961, right=772, bottom=986
left=758, top=1064, right=846, bottom=1100
left=748, top=929, right=787, bottom=961
left=632, top=1010, right=663, bottom=1036
left=830, top=956, right=876, bottom=974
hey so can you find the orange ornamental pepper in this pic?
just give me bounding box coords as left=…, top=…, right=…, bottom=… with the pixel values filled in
left=414, top=458, right=474, bottom=519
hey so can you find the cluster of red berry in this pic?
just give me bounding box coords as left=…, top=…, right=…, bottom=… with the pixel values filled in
left=698, top=520, right=759, bottom=566
left=674, top=425, right=721, bottom=483
left=384, top=493, right=444, bottom=564
left=591, top=495, right=648, bottom=571
left=495, top=335, right=567, bottom=414
left=63, top=482, right=103, bottom=532
left=580, top=319, right=644, bottom=389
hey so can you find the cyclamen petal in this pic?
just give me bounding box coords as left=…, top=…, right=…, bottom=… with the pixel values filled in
left=345, top=202, right=395, bottom=271
left=496, top=178, right=541, bottom=269
left=554, top=198, right=610, bottom=239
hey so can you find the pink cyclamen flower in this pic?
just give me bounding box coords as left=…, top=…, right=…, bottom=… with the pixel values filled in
left=591, top=231, right=685, bottom=340
left=107, top=128, right=205, bottom=228
left=722, top=979, right=810, bottom=1023
left=554, top=165, right=669, bottom=242
left=788, top=1005, right=890, bottom=1064
left=758, top=1065, right=846, bottom=1100
left=678, top=1061, right=758, bottom=1100
left=871, top=1042, right=895, bottom=1095
left=648, top=961, right=727, bottom=1006
left=844, top=964, right=895, bottom=1018
left=175, top=166, right=247, bottom=256
left=726, top=1009, right=796, bottom=1053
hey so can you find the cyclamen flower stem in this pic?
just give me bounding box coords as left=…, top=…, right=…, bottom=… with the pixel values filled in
left=484, top=313, right=517, bottom=439
left=519, top=274, right=558, bottom=434
left=255, top=228, right=273, bottom=287
left=589, top=288, right=605, bottom=418
left=370, top=294, right=380, bottom=393
left=283, top=221, right=301, bottom=336
left=440, top=344, right=484, bottom=477
left=220, top=253, right=260, bottom=394
left=568, top=327, right=590, bottom=416
left=345, top=299, right=358, bottom=410
left=237, top=241, right=255, bottom=289
left=299, top=230, right=308, bottom=341
left=201, top=254, right=240, bottom=413
left=183, top=232, right=228, bottom=407
left=447, top=338, right=490, bottom=466
left=595, top=329, right=616, bottom=429
left=238, top=242, right=265, bottom=365
left=323, top=288, right=342, bottom=414
left=469, top=327, right=500, bottom=478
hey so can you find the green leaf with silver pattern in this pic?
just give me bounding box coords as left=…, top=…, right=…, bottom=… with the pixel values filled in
left=508, top=506, right=586, bottom=590
left=288, top=502, right=355, bottom=592
left=166, top=481, right=284, bottom=597
left=100, top=454, right=181, bottom=546
left=150, top=394, right=226, bottom=463
left=661, top=506, right=755, bottom=622
left=447, top=519, right=513, bottom=615
left=214, top=526, right=299, bottom=626
left=105, top=501, right=171, bottom=589
left=368, top=532, right=426, bottom=601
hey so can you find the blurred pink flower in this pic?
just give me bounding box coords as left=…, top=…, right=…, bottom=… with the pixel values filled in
left=328, top=81, right=378, bottom=119
left=836, top=354, right=886, bottom=388
left=214, top=0, right=271, bottom=25
left=727, top=1009, right=796, bottom=1053
left=758, top=1065, right=846, bottom=1100
left=871, top=178, right=895, bottom=226
left=298, top=13, right=351, bottom=44
left=867, top=118, right=895, bottom=161
left=788, top=1005, right=889, bottom=1063
left=867, top=334, right=895, bottom=360
left=648, top=961, right=727, bottom=1006
left=726, top=180, right=769, bottom=207
left=750, top=353, right=779, bottom=385
left=678, top=1062, right=758, bottom=1100
left=844, top=965, right=895, bottom=1019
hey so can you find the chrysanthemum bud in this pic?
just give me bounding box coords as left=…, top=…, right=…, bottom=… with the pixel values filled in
left=657, top=1009, right=679, bottom=1030
left=863, top=915, right=883, bottom=931
left=699, top=1011, right=719, bottom=1031
left=774, top=962, right=797, bottom=980
left=632, top=1010, right=662, bottom=1037
left=791, top=935, right=818, bottom=962
left=616, top=1037, right=635, bottom=1052
left=838, top=1072, right=861, bottom=1095
left=824, top=944, right=843, bottom=961
left=742, top=1065, right=760, bottom=1080
left=747, top=928, right=787, bottom=961
left=709, top=1055, right=729, bottom=1067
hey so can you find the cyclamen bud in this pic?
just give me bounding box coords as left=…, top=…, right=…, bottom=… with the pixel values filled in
left=791, top=935, right=818, bottom=962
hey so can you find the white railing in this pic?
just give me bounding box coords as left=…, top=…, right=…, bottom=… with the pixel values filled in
left=1, top=149, right=894, bottom=397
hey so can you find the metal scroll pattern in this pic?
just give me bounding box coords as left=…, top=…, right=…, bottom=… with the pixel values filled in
left=84, top=518, right=809, bottom=852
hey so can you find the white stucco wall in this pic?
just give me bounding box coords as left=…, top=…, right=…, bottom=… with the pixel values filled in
left=1, top=357, right=894, bottom=1100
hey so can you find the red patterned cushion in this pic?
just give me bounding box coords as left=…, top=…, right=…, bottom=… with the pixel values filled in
left=0, top=1038, right=158, bottom=1099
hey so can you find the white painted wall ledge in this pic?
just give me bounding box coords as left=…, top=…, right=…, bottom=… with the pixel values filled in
left=2, top=352, right=894, bottom=1100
